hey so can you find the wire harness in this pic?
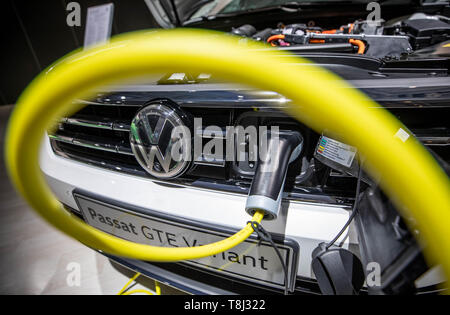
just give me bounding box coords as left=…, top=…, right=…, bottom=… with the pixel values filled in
left=249, top=221, right=289, bottom=295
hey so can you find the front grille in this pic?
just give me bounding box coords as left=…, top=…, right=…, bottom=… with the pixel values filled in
left=51, top=102, right=235, bottom=180
left=49, top=92, right=450, bottom=204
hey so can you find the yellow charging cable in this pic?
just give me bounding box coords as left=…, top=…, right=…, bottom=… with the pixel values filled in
left=121, top=289, right=156, bottom=296
left=117, top=272, right=161, bottom=296
left=4, top=29, right=450, bottom=287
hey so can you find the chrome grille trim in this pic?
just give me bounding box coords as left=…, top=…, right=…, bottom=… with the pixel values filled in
left=49, top=134, right=134, bottom=156
left=61, top=117, right=131, bottom=131
left=417, top=136, right=450, bottom=146
left=193, top=155, right=226, bottom=167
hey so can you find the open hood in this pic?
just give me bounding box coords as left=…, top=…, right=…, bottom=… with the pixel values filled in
left=144, top=0, right=424, bottom=28
left=144, top=0, right=211, bottom=27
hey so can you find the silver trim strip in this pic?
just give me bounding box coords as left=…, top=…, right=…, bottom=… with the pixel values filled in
left=61, top=117, right=131, bottom=131
left=417, top=136, right=450, bottom=146
left=96, top=77, right=450, bottom=92
left=49, top=134, right=134, bottom=156
left=193, top=155, right=226, bottom=167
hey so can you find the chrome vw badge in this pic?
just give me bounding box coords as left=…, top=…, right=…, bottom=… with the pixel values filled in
left=130, top=103, right=191, bottom=179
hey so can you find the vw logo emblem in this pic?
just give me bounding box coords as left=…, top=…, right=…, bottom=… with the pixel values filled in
left=130, top=103, right=191, bottom=179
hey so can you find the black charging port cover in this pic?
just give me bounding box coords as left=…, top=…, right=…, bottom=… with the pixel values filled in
left=311, top=242, right=365, bottom=295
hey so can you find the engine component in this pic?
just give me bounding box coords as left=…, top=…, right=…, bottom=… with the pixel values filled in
left=282, top=23, right=309, bottom=35
left=236, top=12, right=449, bottom=59
left=283, top=33, right=412, bottom=59
left=403, top=18, right=450, bottom=49
left=252, top=28, right=273, bottom=41
left=351, top=19, right=384, bottom=35
left=231, top=24, right=257, bottom=37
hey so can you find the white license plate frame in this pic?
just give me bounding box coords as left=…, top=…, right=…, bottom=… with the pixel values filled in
left=73, top=192, right=299, bottom=291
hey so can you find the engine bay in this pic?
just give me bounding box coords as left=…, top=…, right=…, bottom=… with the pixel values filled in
left=230, top=12, right=450, bottom=59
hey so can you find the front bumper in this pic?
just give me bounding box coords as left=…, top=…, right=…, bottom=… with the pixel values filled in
left=40, top=135, right=354, bottom=293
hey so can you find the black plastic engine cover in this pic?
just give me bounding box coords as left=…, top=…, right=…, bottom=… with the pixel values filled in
left=404, top=18, right=450, bottom=49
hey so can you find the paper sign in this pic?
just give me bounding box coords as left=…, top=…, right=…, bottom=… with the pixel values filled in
left=84, top=3, right=114, bottom=48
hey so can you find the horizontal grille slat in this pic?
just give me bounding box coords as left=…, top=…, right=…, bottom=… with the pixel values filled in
left=413, top=127, right=450, bottom=146
left=50, top=131, right=134, bottom=156
left=62, top=116, right=131, bottom=131
left=417, top=136, right=450, bottom=146
left=52, top=140, right=144, bottom=175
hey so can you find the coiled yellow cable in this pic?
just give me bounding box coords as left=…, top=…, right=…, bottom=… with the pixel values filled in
left=4, top=30, right=450, bottom=287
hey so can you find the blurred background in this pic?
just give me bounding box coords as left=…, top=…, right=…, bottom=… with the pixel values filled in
left=0, top=0, right=160, bottom=106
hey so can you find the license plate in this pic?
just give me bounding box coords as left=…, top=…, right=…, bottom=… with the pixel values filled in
left=74, top=193, right=299, bottom=291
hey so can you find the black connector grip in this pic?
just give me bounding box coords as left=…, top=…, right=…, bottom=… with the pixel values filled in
left=246, top=131, right=303, bottom=220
